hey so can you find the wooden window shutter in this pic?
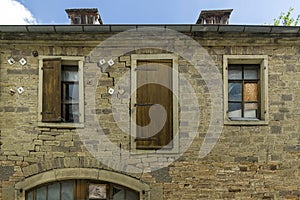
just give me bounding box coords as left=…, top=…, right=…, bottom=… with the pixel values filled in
left=42, top=58, right=62, bottom=122
left=135, top=60, right=173, bottom=150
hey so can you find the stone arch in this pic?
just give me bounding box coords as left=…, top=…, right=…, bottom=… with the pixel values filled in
left=15, top=168, right=150, bottom=200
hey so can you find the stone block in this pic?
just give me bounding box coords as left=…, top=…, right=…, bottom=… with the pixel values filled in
left=55, top=168, right=81, bottom=180
left=7, top=69, right=38, bottom=75
left=0, top=166, right=14, bottom=181
left=150, top=167, right=172, bottom=183
left=284, top=145, right=300, bottom=152
left=150, top=187, right=163, bottom=200
left=98, top=79, right=114, bottom=86
left=16, top=107, right=29, bottom=112
left=4, top=107, right=15, bottom=112
left=271, top=126, right=282, bottom=134
left=7, top=156, right=23, bottom=161
left=281, top=94, right=293, bottom=101
left=38, top=135, right=55, bottom=141
left=234, top=156, right=258, bottom=163
left=63, top=157, right=80, bottom=168
left=22, top=164, right=39, bottom=177
left=2, top=187, right=15, bottom=200
left=273, top=113, right=284, bottom=121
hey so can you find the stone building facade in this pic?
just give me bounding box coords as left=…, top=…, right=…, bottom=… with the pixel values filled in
left=0, top=23, right=300, bottom=199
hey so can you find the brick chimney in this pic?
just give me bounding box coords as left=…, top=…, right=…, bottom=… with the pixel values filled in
left=196, top=9, right=233, bottom=25
left=65, top=8, right=103, bottom=25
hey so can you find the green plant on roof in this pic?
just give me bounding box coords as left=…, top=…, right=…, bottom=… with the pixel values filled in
left=274, top=7, right=300, bottom=26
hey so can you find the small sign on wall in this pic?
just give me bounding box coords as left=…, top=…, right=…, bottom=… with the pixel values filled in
left=108, top=87, right=114, bottom=95
left=19, top=58, right=27, bottom=66
left=107, top=59, right=114, bottom=66
left=7, top=57, right=15, bottom=65
left=89, top=183, right=107, bottom=199
left=17, top=87, right=24, bottom=94
left=99, top=59, right=106, bottom=65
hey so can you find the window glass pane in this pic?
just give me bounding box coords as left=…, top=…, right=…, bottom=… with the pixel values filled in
left=125, top=190, right=139, bottom=200
left=27, top=191, right=33, bottom=200
left=228, top=103, right=242, bottom=118
left=244, top=83, right=258, bottom=101
left=36, top=187, right=47, bottom=200
left=61, top=181, right=74, bottom=200
left=244, top=103, right=258, bottom=118
left=228, top=68, right=242, bottom=80
left=65, top=104, right=79, bottom=123
left=244, top=110, right=257, bottom=118
left=228, top=83, right=242, bottom=101
left=48, top=182, right=60, bottom=200
left=65, top=84, right=79, bottom=101
left=63, top=70, right=78, bottom=81
left=245, top=102, right=258, bottom=110
left=113, top=186, right=125, bottom=200
left=244, top=66, right=258, bottom=80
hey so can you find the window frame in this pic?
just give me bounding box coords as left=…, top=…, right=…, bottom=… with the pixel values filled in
left=228, top=64, right=260, bottom=119
left=223, top=55, right=268, bottom=125
left=130, top=54, right=179, bottom=154
left=38, top=56, right=84, bottom=128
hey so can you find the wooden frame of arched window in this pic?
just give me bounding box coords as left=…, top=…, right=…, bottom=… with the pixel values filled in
left=25, top=179, right=140, bottom=200
left=15, top=168, right=150, bottom=200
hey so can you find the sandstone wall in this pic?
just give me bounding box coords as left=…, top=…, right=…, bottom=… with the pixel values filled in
left=0, top=31, right=299, bottom=199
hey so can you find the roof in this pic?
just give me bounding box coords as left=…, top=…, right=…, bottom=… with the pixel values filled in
left=0, top=25, right=299, bottom=34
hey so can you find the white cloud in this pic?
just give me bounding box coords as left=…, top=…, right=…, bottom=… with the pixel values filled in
left=0, top=0, right=37, bottom=25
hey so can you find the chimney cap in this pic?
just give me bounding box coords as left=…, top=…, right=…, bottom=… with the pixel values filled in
left=65, top=8, right=99, bottom=14
left=200, top=9, right=233, bottom=16
left=196, top=9, right=233, bottom=24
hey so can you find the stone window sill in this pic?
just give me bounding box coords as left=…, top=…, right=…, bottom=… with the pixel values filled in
left=37, top=122, right=84, bottom=129
left=224, top=119, right=268, bottom=126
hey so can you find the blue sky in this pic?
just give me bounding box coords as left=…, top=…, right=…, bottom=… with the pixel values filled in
left=1, top=0, right=300, bottom=25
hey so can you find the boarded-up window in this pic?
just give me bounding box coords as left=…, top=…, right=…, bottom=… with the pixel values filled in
left=228, top=65, right=260, bottom=119
left=134, top=60, right=173, bottom=149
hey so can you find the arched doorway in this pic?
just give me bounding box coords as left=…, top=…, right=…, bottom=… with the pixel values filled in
left=15, top=168, right=150, bottom=200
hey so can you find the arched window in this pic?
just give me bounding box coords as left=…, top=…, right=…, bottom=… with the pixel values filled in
left=26, top=180, right=139, bottom=200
